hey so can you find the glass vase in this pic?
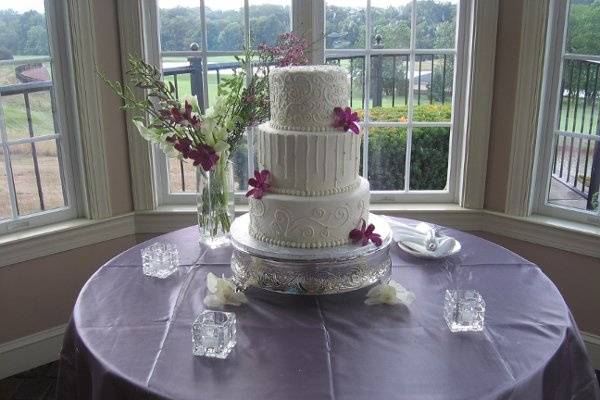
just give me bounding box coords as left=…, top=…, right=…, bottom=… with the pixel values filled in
left=196, top=158, right=235, bottom=248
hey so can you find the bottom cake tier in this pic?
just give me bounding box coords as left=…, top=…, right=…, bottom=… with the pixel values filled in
left=248, top=177, right=370, bottom=248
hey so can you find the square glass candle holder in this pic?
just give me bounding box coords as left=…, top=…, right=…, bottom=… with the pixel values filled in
left=192, top=311, right=236, bottom=359
left=141, top=242, right=179, bottom=278
left=444, top=289, right=486, bottom=333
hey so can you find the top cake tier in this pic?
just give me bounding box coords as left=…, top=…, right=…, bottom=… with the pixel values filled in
left=269, top=65, right=350, bottom=132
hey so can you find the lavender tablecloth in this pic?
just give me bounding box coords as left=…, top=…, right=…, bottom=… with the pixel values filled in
left=57, top=217, right=600, bottom=400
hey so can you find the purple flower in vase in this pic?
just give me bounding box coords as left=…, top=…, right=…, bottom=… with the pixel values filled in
left=189, top=144, right=219, bottom=172
left=246, top=170, right=270, bottom=199
left=333, top=107, right=361, bottom=134
left=349, top=219, right=382, bottom=247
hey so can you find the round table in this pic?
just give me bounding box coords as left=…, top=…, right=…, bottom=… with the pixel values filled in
left=57, top=217, right=600, bottom=400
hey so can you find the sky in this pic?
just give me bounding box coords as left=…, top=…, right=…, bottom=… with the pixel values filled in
left=0, top=0, right=45, bottom=13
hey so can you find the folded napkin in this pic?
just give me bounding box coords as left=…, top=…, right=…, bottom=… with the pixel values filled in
left=387, top=219, right=455, bottom=256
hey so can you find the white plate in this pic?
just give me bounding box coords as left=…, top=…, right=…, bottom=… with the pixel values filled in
left=397, top=236, right=461, bottom=259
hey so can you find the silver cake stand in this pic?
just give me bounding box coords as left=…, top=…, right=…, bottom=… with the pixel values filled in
left=230, top=213, right=393, bottom=295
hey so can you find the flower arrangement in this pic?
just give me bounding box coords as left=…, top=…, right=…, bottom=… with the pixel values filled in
left=101, top=33, right=308, bottom=243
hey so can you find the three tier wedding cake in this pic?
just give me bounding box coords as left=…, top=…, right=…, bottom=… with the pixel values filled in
left=247, top=65, right=370, bottom=248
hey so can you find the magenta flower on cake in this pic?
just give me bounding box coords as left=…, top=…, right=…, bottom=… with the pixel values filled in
left=246, top=170, right=270, bottom=199
left=349, top=219, right=382, bottom=246
left=333, top=107, right=360, bottom=134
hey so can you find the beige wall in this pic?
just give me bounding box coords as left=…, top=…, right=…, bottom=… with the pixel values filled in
left=93, top=0, right=133, bottom=215
left=0, top=236, right=137, bottom=343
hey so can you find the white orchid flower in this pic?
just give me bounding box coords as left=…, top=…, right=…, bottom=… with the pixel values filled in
left=204, top=272, right=247, bottom=308
left=365, top=280, right=415, bottom=306
left=201, top=117, right=230, bottom=153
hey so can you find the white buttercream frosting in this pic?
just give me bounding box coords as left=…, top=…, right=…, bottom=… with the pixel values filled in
left=250, top=65, right=370, bottom=248
left=256, top=122, right=362, bottom=196
left=269, top=65, right=350, bottom=131
left=248, top=178, right=370, bottom=248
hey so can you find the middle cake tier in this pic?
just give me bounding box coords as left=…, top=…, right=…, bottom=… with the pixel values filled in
left=248, top=177, right=370, bottom=248
left=255, top=122, right=362, bottom=196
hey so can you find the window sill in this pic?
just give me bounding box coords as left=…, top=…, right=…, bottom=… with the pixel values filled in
left=0, top=214, right=136, bottom=268
left=2, top=204, right=599, bottom=269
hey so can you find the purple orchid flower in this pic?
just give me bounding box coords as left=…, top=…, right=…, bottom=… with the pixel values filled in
left=246, top=170, right=270, bottom=199
left=333, top=107, right=361, bottom=134
left=189, top=144, right=219, bottom=172
left=349, top=219, right=382, bottom=247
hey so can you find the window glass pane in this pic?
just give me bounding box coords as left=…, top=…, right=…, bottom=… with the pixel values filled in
left=410, top=127, right=449, bottom=190
left=548, top=135, right=598, bottom=212
left=249, top=1, right=291, bottom=47
left=566, top=1, right=600, bottom=55
left=10, top=143, right=39, bottom=215
left=372, top=0, right=411, bottom=49
left=326, top=56, right=365, bottom=110
left=412, top=54, right=453, bottom=122
left=168, top=157, right=196, bottom=193
left=0, top=149, right=10, bottom=219
left=0, top=1, right=70, bottom=224
left=415, top=0, right=458, bottom=49
left=555, top=59, right=600, bottom=134
left=369, top=54, right=409, bottom=121
left=159, top=1, right=202, bottom=52
left=368, top=127, right=406, bottom=190
left=206, top=55, right=239, bottom=108
left=326, top=0, right=366, bottom=49
left=205, top=0, right=244, bottom=51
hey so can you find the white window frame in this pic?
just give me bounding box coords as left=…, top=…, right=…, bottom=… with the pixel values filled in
left=147, top=0, right=473, bottom=207
left=321, top=0, right=470, bottom=204
left=533, top=0, right=600, bottom=226
left=0, top=0, right=81, bottom=235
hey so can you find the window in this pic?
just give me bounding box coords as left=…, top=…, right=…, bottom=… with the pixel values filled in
left=324, top=0, right=464, bottom=202
left=154, top=0, right=292, bottom=204
left=0, top=2, right=77, bottom=234
left=535, top=0, right=600, bottom=224
left=153, top=0, right=468, bottom=205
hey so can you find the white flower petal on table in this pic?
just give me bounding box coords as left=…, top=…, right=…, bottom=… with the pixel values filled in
left=204, top=272, right=247, bottom=308
left=365, top=280, right=415, bottom=306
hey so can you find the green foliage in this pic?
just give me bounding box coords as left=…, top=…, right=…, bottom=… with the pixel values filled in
left=364, top=104, right=451, bottom=191
left=0, top=10, right=48, bottom=56
left=567, top=1, right=600, bottom=54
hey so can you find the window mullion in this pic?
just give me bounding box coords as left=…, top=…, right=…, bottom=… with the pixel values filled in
left=199, top=0, right=209, bottom=108
left=404, top=0, right=417, bottom=193
left=362, top=0, right=372, bottom=180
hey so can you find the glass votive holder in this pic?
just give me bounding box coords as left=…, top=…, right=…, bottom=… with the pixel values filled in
left=141, top=242, right=179, bottom=278
left=444, top=289, right=486, bottom=333
left=192, top=310, right=236, bottom=359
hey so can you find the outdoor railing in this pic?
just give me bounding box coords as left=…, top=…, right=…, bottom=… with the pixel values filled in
left=161, top=51, right=452, bottom=191
left=552, top=57, right=600, bottom=211
left=0, top=79, right=57, bottom=213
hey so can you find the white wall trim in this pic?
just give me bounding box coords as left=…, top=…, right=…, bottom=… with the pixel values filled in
left=459, top=0, right=499, bottom=209
left=504, top=0, right=550, bottom=217
left=0, top=214, right=135, bottom=268
left=0, top=324, right=67, bottom=380
left=65, top=0, right=112, bottom=219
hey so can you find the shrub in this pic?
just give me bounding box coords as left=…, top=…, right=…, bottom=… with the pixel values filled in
left=363, top=104, right=451, bottom=190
